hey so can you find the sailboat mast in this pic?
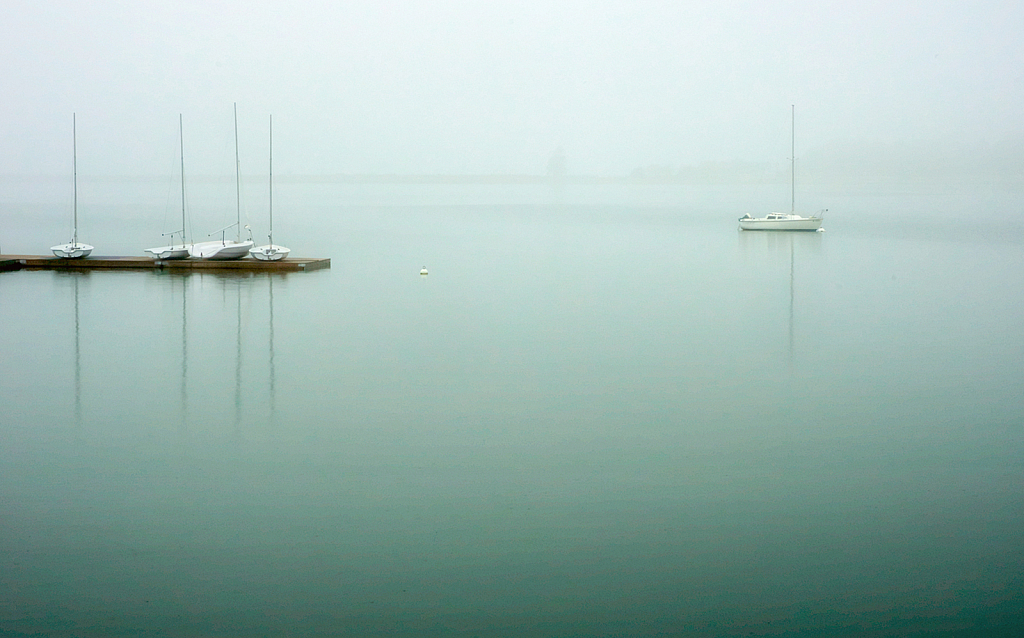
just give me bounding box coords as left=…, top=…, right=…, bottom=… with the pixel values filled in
left=179, top=114, right=186, bottom=244
left=269, top=114, right=273, bottom=247
left=73, top=113, right=78, bottom=245
left=234, top=103, right=241, bottom=243
left=790, top=104, right=795, bottom=214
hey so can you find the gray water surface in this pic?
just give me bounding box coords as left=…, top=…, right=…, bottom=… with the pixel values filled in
left=2, top=186, right=1023, bottom=636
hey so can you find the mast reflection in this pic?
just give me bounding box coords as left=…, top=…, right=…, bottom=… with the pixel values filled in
left=55, top=270, right=90, bottom=429
left=268, top=274, right=277, bottom=421
left=180, top=273, right=188, bottom=433
left=737, top=230, right=821, bottom=370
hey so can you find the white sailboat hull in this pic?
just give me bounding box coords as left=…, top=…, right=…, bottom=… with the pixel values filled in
left=739, top=214, right=822, bottom=231
left=189, top=240, right=254, bottom=260
left=250, top=244, right=290, bottom=261
left=145, top=245, right=191, bottom=259
left=51, top=243, right=93, bottom=259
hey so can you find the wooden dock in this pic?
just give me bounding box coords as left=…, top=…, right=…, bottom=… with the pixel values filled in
left=0, top=255, right=330, bottom=273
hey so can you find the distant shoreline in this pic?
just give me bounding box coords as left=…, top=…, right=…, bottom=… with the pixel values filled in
left=3, top=172, right=1022, bottom=187
left=0, top=173, right=777, bottom=186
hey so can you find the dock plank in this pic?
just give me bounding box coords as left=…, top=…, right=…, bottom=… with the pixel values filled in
left=0, top=255, right=330, bottom=273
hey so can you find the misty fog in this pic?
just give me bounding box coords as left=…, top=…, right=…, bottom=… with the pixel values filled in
left=2, top=0, right=1022, bottom=194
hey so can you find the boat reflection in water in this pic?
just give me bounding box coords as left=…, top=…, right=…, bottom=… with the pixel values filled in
left=738, top=229, right=822, bottom=369
left=55, top=270, right=90, bottom=427
left=137, top=269, right=287, bottom=443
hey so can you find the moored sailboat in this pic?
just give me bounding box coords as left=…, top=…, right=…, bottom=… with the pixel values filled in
left=146, top=114, right=191, bottom=259
left=51, top=114, right=94, bottom=258
left=738, top=105, right=825, bottom=232
left=250, top=114, right=291, bottom=261
left=189, top=103, right=254, bottom=260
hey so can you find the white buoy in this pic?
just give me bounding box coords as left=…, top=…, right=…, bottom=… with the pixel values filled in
left=420, top=267, right=428, bottom=275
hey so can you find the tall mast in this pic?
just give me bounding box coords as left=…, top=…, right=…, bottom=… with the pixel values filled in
left=790, top=104, right=795, bottom=214
left=269, top=114, right=273, bottom=247
left=234, top=103, right=241, bottom=242
left=179, top=114, right=186, bottom=244
left=73, top=113, right=78, bottom=244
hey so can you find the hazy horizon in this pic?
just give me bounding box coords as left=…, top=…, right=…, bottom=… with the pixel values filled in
left=3, top=0, right=1023, bottom=194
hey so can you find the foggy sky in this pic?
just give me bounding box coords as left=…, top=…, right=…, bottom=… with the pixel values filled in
left=2, top=0, right=1022, bottom=180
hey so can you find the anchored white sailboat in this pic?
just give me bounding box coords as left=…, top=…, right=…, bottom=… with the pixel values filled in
left=51, top=114, right=94, bottom=258
left=738, top=105, right=825, bottom=232
left=250, top=115, right=290, bottom=261
left=190, top=103, right=254, bottom=260
left=146, top=114, right=191, bottom=259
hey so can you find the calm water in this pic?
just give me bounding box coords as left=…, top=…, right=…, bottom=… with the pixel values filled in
left=2, top=184, right=1023, bottom=636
